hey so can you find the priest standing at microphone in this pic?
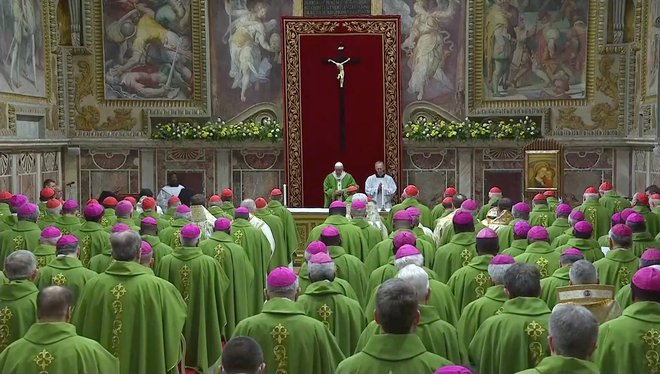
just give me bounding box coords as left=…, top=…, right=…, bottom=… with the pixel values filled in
left=365, top=161, right=397, bottom=211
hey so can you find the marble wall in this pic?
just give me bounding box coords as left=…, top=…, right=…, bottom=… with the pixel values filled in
left=0, top=151, right=62, bottom=200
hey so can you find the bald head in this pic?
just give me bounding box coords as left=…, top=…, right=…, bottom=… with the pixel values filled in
left=221, top=336, right=265, bottom=374
left=37, top=286, right=74, bottom=322
left=4, top=250, right=37, bottom=281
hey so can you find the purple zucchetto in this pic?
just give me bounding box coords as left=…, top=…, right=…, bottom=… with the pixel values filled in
left=56, top=235, right=78, bottom=248
left=461, top=199, right=478, bottom=211
left=632, top=265, right=660, bottom=291
left=512, top=202, right=530, bottom=214
left=309, top=252, right=333, bottom=264
left=434, top=365, right=472, bottom=374
left=62, top=200, right=79, bottom=211
left=306, top=241, right=328, bottom=255
left=115, top=200, right=133, bottom=216
left=41, top=226, right=62, bottom=239
left=406, top=206, right=421, bottom=217
left=321, top=225, right=340, bottom=238
left=490, top=254, right=515, bottom=265
left=555, top=204, right=572, bottom=216
left=175, top=204, right=191, bottom=214
left=476, top=227, right=498, bottom=239
left=111, top=223, right=130, bottom=233
left=611, top=224, right=632, bottom=237
left=267, top=267, right=297, bottom=287
left=453, top=211, right=473, bottom=225
left=141, top=217, right=158, bottom=226
left=569, top=210, right=585, bottom=221
left=214, top=217, right=231, bottom=231
left=393, top=231, right=417, bottom=249
left=395, top=244, right=420, bottom=259
left=9, top=194, right=27, bottom=209
left=620, top=208, right=635, bottom=221
left=641, top=248, right=660, bottom=261
left=562, top=248, right=583, bottom=257
left=235, top=207, right=249, bottom=215
left=514, top=220, right=531, bottom=237
left=528, top=226, right=549, bottom=241
left=393, top=210, right=412, bottom=222
left=17, top=203, right=37, bottom=217
left=611, top=213, right=623, bottom=226
left=626, top=213, right=645, bottom=225
left=329, top=201, right=346, bottom=209
left=84, top=203, right=104, bottom=219
left=574, top=221, right=593, bottom=234
left=180, top=223, right=201, bottom=239
left=351, top=200, right=366, bottom=210
left=140, top=241, right=153, bottom=256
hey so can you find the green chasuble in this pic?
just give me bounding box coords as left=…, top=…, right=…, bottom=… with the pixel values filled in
left=496, top=219, right=523, bottom=251
left=255, top=210, right=288, bottom=270
left=106, top=217, right=139, bottom=233
left=231, top=218, right=271, bottom=315
left=594, top=301, right=660, bottom=374
left=38, top=212, right=60, bottom=229
left=554, top=237, right=604, bottom=263
left=502, top=239, right=528, bottom=257
left=0, top=203, right=10, bottom=217
left=478, top=198, right=500, bottom=221
left=0, top=221, right=42, bottom=268
left=158, top=218, right=189, bottom=248
left=539, top=267, right=570, bottom=309
left=468, top=297, right=551, bottom=374
left=614, top=284, right=632, bottom=310
left=155, top=246, right=227, bottom=373
left=98, top=209, right=117, bottom=228
left=413, top=226, right=435, bottom=245
left=232, top=297, right=345, bottom=374
left=546, top=218, right=570, bottom=244
left=141, top=234, right=173, bottom=268
left=323, top=172, right=358, bottom=207
left=54, top=215, right=82, bottom=235
left=0, top=214, right=16, bottom=232
left=268, top=200, right=299, bottom=265
left=161, top=206, right=176, bottom=223
left=456, top=284, right=508, bottom=351
left=386, top=198, right=432, bottom=230
left=208, top=205, right=232, bottom=219
left=598, top=234, right=609, bottom=248
left=336, top=333, right=452, bottom=374
left=528, top=206, right=555, bottom=227
left=298, top=280, right=366, bottom=357
left=217, top=201, right=236, bottom=218
left=72, top=221, right=111, bottom=268
left=438, top=219, right=486, bottom=247
left=368, top=262, right=437, bottom=296
left=200, top=231, right=254, bottom=337
left=593, top=248, right=638, bottom=292
left=365, top=233, right=435, bottom=273
left=515, top=356, right=600, bottom=374
left=432, top=203, right=446, bottom=222
left=575, top=201, right=613, bottom=239
left=546, top=197, right=560, bottom=212
left=0, top=280, right=38, bottom=351
left=72, top=261, right=187, bottom=374
left=32, top=244, right=56, bottom=269
left=325, top=245, right=368, bottom=306
left=448, top=254, right=494, bottom=312
left=631, top=231, right=660, bottom=257
left=550, top=229, right=575, bottom=248
left=35, top=256, right=97, bottom=301
left=307, top=215, right=368, bottom=262
left=0, top=322, right=119, bottom=374
left=633, top=205, right=660, bottom=237
left=297, top=263, right=359, bottom=301
left=515, top=242, right=561, bottom=279
left=355, top=305, right=464, bottom=364
left=433, top=232, right=477, bottom=283
left=89, top=249, right=113, bottom=273
left=134, top=210, right=170, bottom=231
left=599, top=191, right=630, bottom=213
left=351, top=218, right=383, bottom=252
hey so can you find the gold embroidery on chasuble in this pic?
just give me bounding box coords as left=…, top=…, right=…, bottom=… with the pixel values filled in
left=110, top=283, right=127, bottom=357
left=61, top=227, right=70, bottom=235
left=34, top=349, right=55, bottom=373
left=495, top=306, right=504, bottom=315
left=474, top=272, right=490, bottom=297
left=525, top=321, right=546, bottom=366
left=172, top=230, right=182, bottom=248
left=233, top=230, right=244, bottom=245
left=318, top=304, right=333, bottom=328
left=271, top=323, right=289, bottom=374
left=618, top=267, right=631, bottom=287
left=180, top=265, right=192, bottom=304
left=613, top=200, right=621, bottom=212
left=13, top=235, right=24, bottom=250
left=586, top=208, right=597, bottom=230
left=37, top=256, right=48, bottom=268
left=460, top=249, right=473, bottom=267
left=213, top=244, right=225, bottom=264
left=80, top=235, right=91, bottom=267
left=540, top=214, right=548, bottom=227
left=643, top=329, right=660, bottom=373
left=39, top=210, right=45, bottom=219
left=0, top=306, right=13, bottom=351
left=535, top=257, right=549, bottom=278
left=52, top=273, right=67, bottom=286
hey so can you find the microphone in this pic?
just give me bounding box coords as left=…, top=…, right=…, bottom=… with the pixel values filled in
left=66, top=181, right=75, bottom=187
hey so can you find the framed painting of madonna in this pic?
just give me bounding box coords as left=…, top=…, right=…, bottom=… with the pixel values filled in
left=525, top=150, right=561, bottom=192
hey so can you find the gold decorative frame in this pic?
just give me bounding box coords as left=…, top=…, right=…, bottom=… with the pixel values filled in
left=469, top=0, right=598, bottom=109
left=92, top=0, right=207, bottom=108
left=640, top=0, right=658, bottom=100
left=282, top=17, right=401, bottom=207
left=0, top=0, right=53, bottom=104
left=524, top=150, right=561, bottom=193
left=293, top=0, right=382, bottom=16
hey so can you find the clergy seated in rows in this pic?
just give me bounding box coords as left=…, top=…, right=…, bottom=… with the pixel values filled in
left=556, top=260, right=621, bottom=324
left=554, top=221, right=603, bottom=262
left=496, top=202, right=530, bottom=251
left=54, top=200, right=82, bottom=235
left=233, top=267, right=344, bottom=374
left=437, top=199, right=485, bottom=247
left=449, top=228, right=500, bottom=312
left=140, top=216, right=173, bottom=268
left=318, top=226, right=368, bottom=306
left=100, top=196, right=118, bottom=228
left=162, top=195, right=181, bottom=222
left=112, top=200, right=139, bottom=232
left=516, top=226, right=560, bottom=279
left=368, top=243, right=437, bottom=296
left=502, top=220, right=530, bottom=257
left=336, top=278, right=453, bottom=374
left=515, top=304, right=600, bottom=374
left=631, top=192, right=660, bottom=237
left=626, top=212, right=660, bottom=257
left=308, top=201, right=368, bottom=261
left=551, top=210, right=585, bottom=248
left=159, top=204, right=193, bottom=248
left=200, top=217, right=254, bottom=338
left=599, top=213, right=624, bottom=247
left=457, top=254, right=515, bottom=352
left=155, top=223, right=227, bottom=373
left=39, top=199, right=61, bottom=229
left=35, top=235, right=97, bottom=301
left=72, top=230, right=187, bottom=374
left=528, top=194, right=555, bottom=228
left=547, top=204, right=571, bottom=244
left=0, top=203, right=41, bottom=265
left=89, top=223, right=131, bottom=273
left=615, top=248, right=660, bottom=309
left=434, top=211, right=477, bottom=283
left=0, top=194, right=26, bottom=232
left=576, top=187, right=613, bottom=239
left=599, top=182, right=630, bottom=213
left=388, top=185, right=432, bottom=230
left=220, top=336, right=265, bottom=374
left=431, top=187, right=457, bottom=223
left=540, top=248, right=584, bottom=309
left=0, top=250, right=39, bottom=351
left=469, top=263, right=552, bottom=374
left=0, top=286, right=119, bottom=374
left=254, top=197, right=287, bottom=270
left=593, top=265, right=660, bottom=374
left=134, top=196, right=170, bottom=231
left=350, top=200, right=383, bottom=252
left=357, top=265, right=464, bottom=365
left=298, top=252, right=366, bottom=356
left=73, top=202, right=111, bottom=268
left=594, top=224, right=638, bottom=293
left=33, top=226, right=61, bottom=268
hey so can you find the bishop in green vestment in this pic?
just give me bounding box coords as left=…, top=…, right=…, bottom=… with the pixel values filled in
left=89, top=223, right=133, bottom=273
left=540, top=249, right=583, bottom=309
left=528, top=195, right=555, bottom=227
left=99, top=197, right=118, bottom=228
left=593, top=266, right=660, bottom=374
left=544, top=191, right=560, bottom=212
left=72, top=230, right=187, bottom=374
left=33, top=226, right=61, bottom=268
left=433, top=211, right=477, bottom=283
left=350, top=200, right=383, bottom=251
left=496, top=202, right=530, bottom=251
left=0, top=192, right=12, bottom=218
left=575, top=189, right=613, bottom=239
left=0, top=193, right=24, bottom=233
left=336, top=278, right=452, bottom=374
left=0, top=286, right=119, bottom=374
left=614, top=248, right=660, bottom=310
left=478, top=187, right=502, bottom=221
left=632, top=194, right=660, bottom=237
left=599, top=183, right=630, bottom=213
left=133, top=197, right=170, bottom=231
left=35, top=235, right=97, bottom=301
left=161, top=196, right=180, bottom=223
left=155, top=224, right=227, bottom=373
left=108, top=201, right=140, bottom=233
left=72, top=203, right=111, bottom=268
left=307, top=202, right=368, bottom=261
left=553, top=221, right=604, bottom=262
left=502, top=220, right=531, bottom=257
left=515, top=226, right=560, bottom=279
left=469, top=263, right=552, bottom=374
left=200, top=218, right=255, bottom=338
left=593, top=224, right=638, bottom=292
left=546, top=204, right=571, bottom=243
left=38, top=199, right=61, bottom=229
left=368, top=245, right=437, bottom=295
left=626, top=212, right=660, bottom=257
left=432, top=196, right=454, bottom=223
left=324, top=163, right=358, bottom=207
left=254, top=198, right=289, bottom=270
left=214, top=189, right=236, bottom=217
left=139, top=216, right=173, bottom=268
left=448, top=228, right=499, bottom=311
left=298, top=252, right=366, bottom=356
left=386, top=185, right=432, bottom=230
left=159, top=204, right=193, bottom=248
left=54, top=200, right=82, bottom=235
left=0, top=250, right=39, bottom=351
left=457, top=254, right=514, bottom=351
left=233, top=267, right=345, bottom=374
left=0, top=203, right=41, bottom=269
left=268, top=189, right=299, bottom=266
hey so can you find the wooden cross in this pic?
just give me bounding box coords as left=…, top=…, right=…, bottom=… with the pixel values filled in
left=324, top=43, right=359, bottom=151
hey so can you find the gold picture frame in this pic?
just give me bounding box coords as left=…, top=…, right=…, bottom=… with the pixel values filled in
left=525, top=150, right=561, bottom=192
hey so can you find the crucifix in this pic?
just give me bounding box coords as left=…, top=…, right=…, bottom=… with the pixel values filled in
left=323, top=43, right=359, bottom=151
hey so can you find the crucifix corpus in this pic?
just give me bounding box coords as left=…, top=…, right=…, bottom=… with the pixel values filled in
left=323, top=43, right=359, bottom=151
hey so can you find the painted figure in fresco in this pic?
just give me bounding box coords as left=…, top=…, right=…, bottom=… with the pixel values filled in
left=5, top=0, right=38, bottom=90
left=650, top=34, right=659, bottom=92
left=401, top=0, right=457, bottom=100
left=509, top=18, right=535, bottom=88
left=484, top=0, right=519, bottom=97
left=562, top=18, right=587, bottom=80
left=532, top=162, right=556, bottom=189
left=226, top=0, right=281, bottom=102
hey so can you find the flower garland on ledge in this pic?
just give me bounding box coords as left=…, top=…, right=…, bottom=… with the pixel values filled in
left=152, top=117, right=540, bottom=142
